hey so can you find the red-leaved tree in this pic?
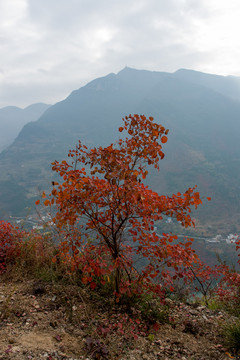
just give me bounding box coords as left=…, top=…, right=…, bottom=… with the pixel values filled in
left=39, top=115, right=206, bottom=297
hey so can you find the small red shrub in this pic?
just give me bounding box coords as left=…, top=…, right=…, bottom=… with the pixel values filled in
left=0, top=221, right=24, bottom=273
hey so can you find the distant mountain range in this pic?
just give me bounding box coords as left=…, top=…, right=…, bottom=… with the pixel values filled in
left=0, top=67, right=240, bottom=235
left=0, top=103, right=51, bottom=152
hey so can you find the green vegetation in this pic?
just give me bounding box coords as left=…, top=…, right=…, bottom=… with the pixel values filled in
left=223, top=321, right=240, bottom=354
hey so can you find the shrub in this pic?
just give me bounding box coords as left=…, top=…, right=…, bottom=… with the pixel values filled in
left=0, top=221, right=24, bottom=273
left=38, top=114, right=206, bottom=301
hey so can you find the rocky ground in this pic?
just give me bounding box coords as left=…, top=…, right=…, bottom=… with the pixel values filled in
left=0, top=279, right=238, bottom=360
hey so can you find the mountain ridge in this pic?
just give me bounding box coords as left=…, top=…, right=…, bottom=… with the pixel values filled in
left=0, top=103, right=51, bottom=152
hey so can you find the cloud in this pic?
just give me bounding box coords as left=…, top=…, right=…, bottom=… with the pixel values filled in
left=1, top=0, right=240, bottom=107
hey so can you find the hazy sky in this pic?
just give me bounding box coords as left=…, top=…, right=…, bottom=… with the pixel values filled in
left=1, top=0, right=240, bottom=108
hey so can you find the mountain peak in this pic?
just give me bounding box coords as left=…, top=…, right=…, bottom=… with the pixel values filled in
left=117, top=66, right=136, bottom=74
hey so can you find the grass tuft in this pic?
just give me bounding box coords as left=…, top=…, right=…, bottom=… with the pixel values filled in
left=223, top=320, right=240, bottom=354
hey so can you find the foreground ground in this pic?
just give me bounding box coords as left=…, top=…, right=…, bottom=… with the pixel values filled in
left=0, top=279, right=239, bottom=360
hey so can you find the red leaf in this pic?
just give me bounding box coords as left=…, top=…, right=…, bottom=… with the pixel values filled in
left=90, top=282, right=97, bottom=290
left=153, top=322, right=160, bottom=331
left=161, top=136, right=168, bottom=143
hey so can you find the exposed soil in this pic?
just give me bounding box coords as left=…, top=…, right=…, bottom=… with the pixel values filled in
left=0, top=279, right=238, bottom=360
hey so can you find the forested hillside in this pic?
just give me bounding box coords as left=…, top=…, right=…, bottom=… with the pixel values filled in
left=0, top=67, right=240, bottom=235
